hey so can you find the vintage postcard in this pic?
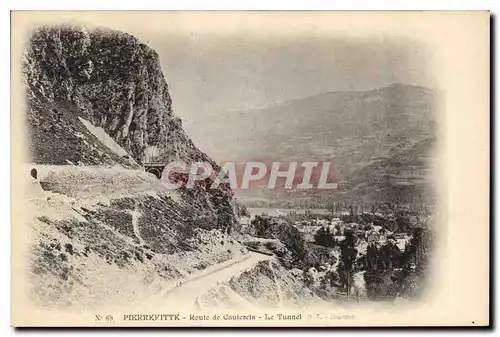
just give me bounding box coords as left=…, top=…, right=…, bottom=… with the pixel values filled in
left=10, top=11, right=490, bottom=327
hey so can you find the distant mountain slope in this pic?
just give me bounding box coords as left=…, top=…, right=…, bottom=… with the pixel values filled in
left=188, top=83, right=441, bottom=204
left=341, top=138, right=436, bottom=204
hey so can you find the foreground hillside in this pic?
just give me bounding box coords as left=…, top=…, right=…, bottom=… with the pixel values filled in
left=27, top=165, right=248, bottom=308
left=199, top=260, right=324, bottom=309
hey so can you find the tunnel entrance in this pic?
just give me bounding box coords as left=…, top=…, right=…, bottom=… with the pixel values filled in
left=144, top=163, right=165, bottom=179
left=30, top=168, right=37, bottom=180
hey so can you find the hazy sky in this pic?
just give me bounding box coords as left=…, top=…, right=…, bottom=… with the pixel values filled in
left=124, top=26, right=434, bottom=124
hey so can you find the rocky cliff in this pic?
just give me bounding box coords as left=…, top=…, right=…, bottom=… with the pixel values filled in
left=23, top=24, right=238, bottom=228
left=22, top=25, right=244, bottom=308
left=24, top=25, right=213, bottom=166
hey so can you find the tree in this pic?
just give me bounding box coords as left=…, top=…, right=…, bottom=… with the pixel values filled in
left=334, top=223, right=342, bottom=235
left=250, top=216, right=309, bottom=268
left=365, top=243, right=378, bottom=271
left=238, top=204, right=250, bottom=217
left=314, top=226, right=336, bottom=248
left=324, top=270, right=340, bottom=288
left=314, top=226, right=327, bottom=246
left=252, top=215, right=274, bottom=238
left=337, top=229, right=358, bottom=300
left=278, top=223, right=308, bottom=266
left=325, top=226, right=335, bottom=247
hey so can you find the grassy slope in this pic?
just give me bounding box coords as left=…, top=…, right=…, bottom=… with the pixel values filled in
left=28, top=166, right=248, bottom=308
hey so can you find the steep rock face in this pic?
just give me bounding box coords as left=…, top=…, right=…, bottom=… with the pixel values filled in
left=23, top=25, right=212, bottom=166
left=21, top=25, right=244, bottom=307
left=22, top=24, right=238, bottom=229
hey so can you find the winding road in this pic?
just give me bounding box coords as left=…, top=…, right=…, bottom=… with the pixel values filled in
left=160, top=251, right=273, bottom=310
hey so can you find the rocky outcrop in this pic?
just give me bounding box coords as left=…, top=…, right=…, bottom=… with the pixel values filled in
left=21, top=25, right=242, bottom=308
left=199, top=260, right=323, bottom=309
left=22, top=24, right=237, bottom=228
left=23, top=24, right=213, bottom=166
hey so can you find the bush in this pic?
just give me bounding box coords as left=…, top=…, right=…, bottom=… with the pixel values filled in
left=249, top=215, right=309, bottom=268
left=252, top=215, right=275, bottom=238
left=313, top=226, right=336, bottom=247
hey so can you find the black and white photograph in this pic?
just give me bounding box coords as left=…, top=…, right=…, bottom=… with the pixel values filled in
left=9, top=11, right=490, bottom=327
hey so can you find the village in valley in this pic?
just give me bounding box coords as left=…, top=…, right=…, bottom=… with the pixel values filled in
left=238, top=201, right=433, bottom=302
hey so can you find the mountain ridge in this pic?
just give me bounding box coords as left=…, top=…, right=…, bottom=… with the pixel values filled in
left=194, top=83, right=437, bottom=118
left=186, top=82, right=440, bottom=205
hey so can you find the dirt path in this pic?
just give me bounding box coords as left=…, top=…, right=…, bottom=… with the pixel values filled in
left=159, top=252, right=273, bottom=309
left=129, top=201, right=144, bottom=245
